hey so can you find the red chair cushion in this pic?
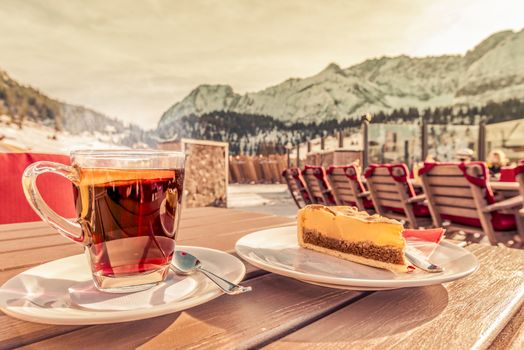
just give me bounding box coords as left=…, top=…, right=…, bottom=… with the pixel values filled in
left=499, top=167, right=516, bottom=182
left=0, top=153, right=76, bottom=224
left=413, top=203, right=430, bottom=217
left=441, top=213, right=516, bottom=231
left=363, top=198, right=375, bottom=209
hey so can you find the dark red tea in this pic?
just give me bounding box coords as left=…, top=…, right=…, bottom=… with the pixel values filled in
left=73, top=168, right=184, bottom=282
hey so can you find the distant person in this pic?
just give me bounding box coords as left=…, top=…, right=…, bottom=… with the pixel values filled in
left=487, top=149, right=509, bottom=176
left=425, top=155, right=436, bottom=162
left=455, top=148, right=474, bottom=162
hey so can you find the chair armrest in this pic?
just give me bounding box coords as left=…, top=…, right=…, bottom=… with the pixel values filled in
left=406, top=194, right=426, bottom=204
left=482, top=195, right=523, bottom=213
left=357, top=191, right=370, bottom=198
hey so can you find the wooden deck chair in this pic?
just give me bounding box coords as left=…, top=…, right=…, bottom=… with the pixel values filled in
left=282, top=168, right=313, bottom=208
left=419, top=161, right=522, bottom=247
left=514, top=161, right=524, bottom=239
left=302, top=165, right=336, bottom=205
left=326, top=164, right=374, bottom=212
left=364, top=163, right=431, bottom=228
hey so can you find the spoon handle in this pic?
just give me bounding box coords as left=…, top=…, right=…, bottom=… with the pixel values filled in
left=404, top=246, right=444, bottom=273
left=197, top=267, right=252, bottom=295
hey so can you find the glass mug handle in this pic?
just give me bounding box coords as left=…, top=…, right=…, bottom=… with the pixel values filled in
left=22, top=161, right=85, bottom=244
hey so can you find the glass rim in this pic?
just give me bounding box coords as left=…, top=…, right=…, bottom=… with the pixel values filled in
left=71, top=149, right=185, bottom=158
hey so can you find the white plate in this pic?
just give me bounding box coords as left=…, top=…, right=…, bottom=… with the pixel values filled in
left=304, top=280, right=395, bottom=291
left=0, top=246, right=246, bottom=325
left=235, top=226, right=479, bottom=289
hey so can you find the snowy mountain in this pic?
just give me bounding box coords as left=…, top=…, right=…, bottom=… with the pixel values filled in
left=159, top=28, right=524, bottom=129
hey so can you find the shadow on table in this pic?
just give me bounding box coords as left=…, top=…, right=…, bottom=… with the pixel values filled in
left=275, top=284, right=449, bottom=345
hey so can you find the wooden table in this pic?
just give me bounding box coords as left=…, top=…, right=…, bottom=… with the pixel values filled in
left=1, top=207, right=524, bottom=350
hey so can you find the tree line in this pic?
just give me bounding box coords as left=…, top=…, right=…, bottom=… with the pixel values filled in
left=159, top=99, right=524, bottom=155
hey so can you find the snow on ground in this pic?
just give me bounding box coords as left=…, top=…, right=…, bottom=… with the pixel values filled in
left=0, top=120, right=126, bottom=154
left=227, top=184, right=297, bottom=217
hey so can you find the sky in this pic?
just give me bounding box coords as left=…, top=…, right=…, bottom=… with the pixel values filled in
left=0, top=0, right=523, bottom=129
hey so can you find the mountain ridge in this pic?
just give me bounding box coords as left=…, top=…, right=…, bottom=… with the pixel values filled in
left=158, top=28, right=524, bottom=130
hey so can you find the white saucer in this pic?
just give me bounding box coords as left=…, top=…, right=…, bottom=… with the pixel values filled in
left=0, top=246, right=246, bottom=325
left=235, top=226, right=478, bottom=290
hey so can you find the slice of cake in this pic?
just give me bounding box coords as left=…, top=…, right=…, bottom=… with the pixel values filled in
left=297, top=205, right=409, bottom=272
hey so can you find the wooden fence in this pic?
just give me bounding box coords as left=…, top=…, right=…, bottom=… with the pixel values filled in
left=229, top=154, right=288, bottom=184
left=305, top=149, right=363, bottom=167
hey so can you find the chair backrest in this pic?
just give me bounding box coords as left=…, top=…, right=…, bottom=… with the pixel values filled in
left=516, top=161, right=524, bottom=198
left=0, top=153, right=76, bottom=224
left=302, top=165, right=336, bottom=205
left=281, top=168, right=312, bottom=208
left=326, top=164, right=367, bottom=210
left=418, top=161, right=500, bottom=242
left=364, top=163, right=417, bottom=224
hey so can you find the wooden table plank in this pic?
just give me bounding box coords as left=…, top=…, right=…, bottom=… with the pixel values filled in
left=0, top=213, right=289, bottom=274
left=264, top=244, right=524, bottom=350
left=0, top=225, right=57, bottom=241
left=490, top=304, right=524, bottom=350
left=0, top=319, right=82, bottom=350
left=0, top=235, right=71, bottom=254
left=0, top=208, right=274, bottom=240
left=17, top=275, right=364, bottom=350
left=0, top=244, right=84, bottom=272
left=0, top=207, right=283, bottom=242
left=0, top=208, right=293, bottom=273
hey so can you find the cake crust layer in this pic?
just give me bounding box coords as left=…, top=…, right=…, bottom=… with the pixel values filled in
left=300, top=241, right=409, bottom=273
left=302, top=229, right=405, bottom=265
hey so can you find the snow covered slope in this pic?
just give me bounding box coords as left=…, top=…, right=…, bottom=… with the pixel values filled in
left=0, top=119, right=126, bottom=154
left=159, top=29, right=524, bottom=128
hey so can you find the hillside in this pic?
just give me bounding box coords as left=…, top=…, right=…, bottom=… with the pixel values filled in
left=0, top=69, right=61, bottom=129
left=0, top=69, right=151, bottom=147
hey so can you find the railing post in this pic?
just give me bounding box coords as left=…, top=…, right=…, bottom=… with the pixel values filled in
left=338, top=131, right=344, bottom=148
left=478, top=118, right=486, bottom=161
left=361, top=113, right=371, bottom=169
left=307, top=141, right=312, bottom=153
left=285, top=142, right=293, bottom=168
left=404, top=140, right=410, bottom=168
left=421, top=117, right=428, bottom=161
left=320, top=137, right=325, bottom=150
left=296, top=143, right=301, bottom=168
